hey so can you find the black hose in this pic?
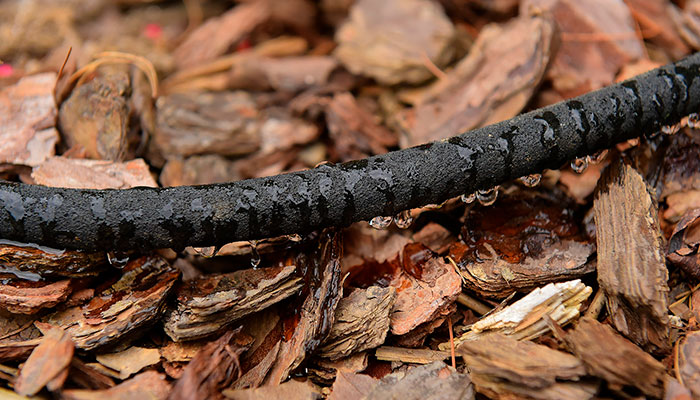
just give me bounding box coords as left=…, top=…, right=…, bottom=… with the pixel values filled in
left=2, top=53, right=700, bottom=251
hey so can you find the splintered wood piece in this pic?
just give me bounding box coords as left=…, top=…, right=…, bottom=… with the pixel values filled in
left=679, top=331, right=700, bottom=398
left=594, top=158, right=670, bottom=352
left=45, top=255, right=179, bottom=350
left=457, top=334, right=594, bottom=400
left=334, top=0, right=456, bottom=85
left=222, top=379, right=322, bottom=400
left=565, top=318, right=666, bottom=398
left=0, top=339, right=41, bottom=362
left=364, top=362, right=474, bottom=400
left=32, top=157, right=157, bottom=189
left=0, top=278, right=73, bottom=314
left=164, top=266, right=302, bottom=341
left=264, top=230, right=344, bottom=384
left=14, top=325, right=74, bottom=396
left=450, top=192, right=595, bottom=299
left=0, top=240, right=106, bottom=279
left=374, top=346, right=450, bottom=364
left=403, top=14, right=554, bottom=145
left=95, top=346, right=162, bottom=380
left=317, top=286, right=395, bottom=360
left=442, top=280, right=591, bottom=349
left=170, top=328, right=254, bottom=400
left=0, top=72, right=59, bottom=167
left=229, top=56, right=338, bottom=92
left=61, top=370, right=170, bottom=400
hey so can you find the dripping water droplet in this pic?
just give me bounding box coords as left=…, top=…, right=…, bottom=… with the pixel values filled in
left=476, top=187, right=499, bottom=206
left=106, top=252, right=130, bottom=268
left=461, top=193, right=476, bottom=204
left=687, top=113, right=700, bottom=129
left=249, top=240, right=261, bottom=268
left=314, top=160, right=331, bottom=168
left=519, top=174, right=541, bottom=188
left=661, top=122, right=681, bottom=135
left=394, top=210, right=413, bottom=229
left=192, top=246, right=218, bottom=258
left=587, top=149, right=608, bottom=164
left=369, top=216, right=392, bottom=230
left=571, top=157, right=588, bottom=174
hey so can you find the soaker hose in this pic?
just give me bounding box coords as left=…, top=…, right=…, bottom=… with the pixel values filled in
left=2, top=53, right=700, bottom=251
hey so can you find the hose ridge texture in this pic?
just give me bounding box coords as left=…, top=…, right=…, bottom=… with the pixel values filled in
left=2, top=53, right=700, bottom=251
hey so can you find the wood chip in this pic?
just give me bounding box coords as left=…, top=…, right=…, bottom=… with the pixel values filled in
left=318, top=286, right=395, bottom=360
left=264, top=230, right=343, bottom=384
left=96, top=346, right=162, bottom=379
left=660, top=131, right=700, bottom=223
left=14, top=325, right=74, bottom=396
left=160, top=155, right=242, bottom=187
left=0, top=240, right=106, bottom=279
left=0, top=72, right=59, bottom=167
left=45, top=255, right=179, bottom=350
left=62, top=370, right=170, bottom=400
left=565, top=318, right=666, bottom=398
left=0, top=278, right=73, bottom=314
left=223, top=379, right=322, bottom=400
left=328, top=371, right=379, bottom=400
left=334, top=0, right=456, bottom=85
left=403, top=14, right=554, bottom=145
left=164, top=265, right=302, bottom=341
left=364, top=361, right=474, bottom=400
left=170, top=328, right=253, bottom=400
left=668, top=209, right=700, bottom=279
left=680, top=331, right=700, bottom=398
left=374, top=346, right=450, bottom=364
left=32, top=157, right=157, bottom=189
left=458, top=334, right=593, bottom=400
left=594, top=158, right=670, bottom=352
left=230, top=56, right=338, bottom=92
left=443, top=280, right=591, bottom=349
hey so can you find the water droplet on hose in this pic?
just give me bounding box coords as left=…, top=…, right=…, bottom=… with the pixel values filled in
left=571, top=157, right=588, bottom=174
left=688, top=113, right=700, bottom=129
left=249, top=240, right=261, bottom=268
left=193, top=246, right=218, bottom=258
left=461, top=193, right=476, bottom=204
left=369, top=216, right=392, bottom=230
left=394, top=210, right=413, bottom=229
left=587, top=149, right=608, bottom=164
left=519, top=174, right=541, bottom=188
left=107, top=252, right=130, bottom=268
left=662, top=123, right=681, bottom=135
left=476, top=187, right=499, bottom=206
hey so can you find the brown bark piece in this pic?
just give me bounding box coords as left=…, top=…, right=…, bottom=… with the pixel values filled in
left=223, top=379, right=322, bottom=400
left=68, top=358, right=116, bottom=390
left=14, top=325, right=74, bottom=396
left=403, top=15, right=555, bottom=146
left=523, top=0, right=644, bottom=95
left=365, top=362, right=474, bottom=400
left=155, top=91, right=261, bottom=157
left=169, top=328, right=254, bottom=400
left=625, top=0, right=690, bottom=59
left=325, top=92, right=398, bottom=161
left=594, top=158, right=669, bottom=352
left=374, top=346, right=450, bottom=364
left=0, top=72, right=59, bottom=167
left=32, top=157, right=157, bottom=189
left=668, top=209, right=700, bottom=279
left=390, top=255, right=461, bottom=335
left=0, top=311, right=42, bottom=343
left=58, top=70, right=130, bottom=161
left=0, top=240, right=106, bottom=279
left=160, top=155, right=242, bottom=187
left=96, top=346, right=162, bottom=379
left=317, top=286, right=395, bottom=360
left=173, top=1, right=270, bottom=70
left=412, top=222, right=455, bottom=254
left=334, top=0, right=456, bottom=85
left=264, top=230, right=344, bottom=384
left=458, top=334, right=595, bottom=399
left=62, top=370, right=171, bottom=400
left=672, top=0, right=700, bottom=50
left=0, top=278, right=72, bottom=314
left=679, top=331, right=700, bottom=398
left=164, top=266, right=302, bottom=341
left=45, top=255, right=180, bottom=350
left=230, top=56, right=338, bottom=92
left=660, top=131, right=700, bottom=222
left=565, top=318, right=667, bottom=398
left=328, top=371, right=379, bottom=400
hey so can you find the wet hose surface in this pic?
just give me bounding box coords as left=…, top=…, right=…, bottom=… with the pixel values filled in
left=2, top=53, right=700, bottom=251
